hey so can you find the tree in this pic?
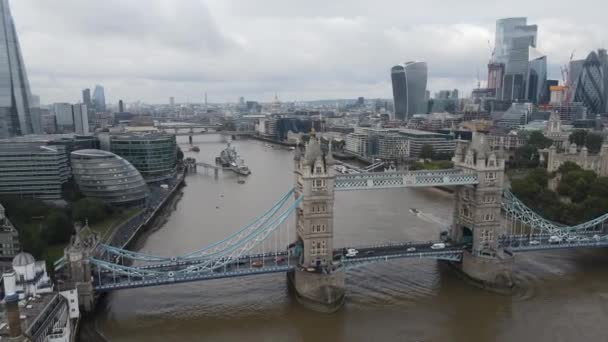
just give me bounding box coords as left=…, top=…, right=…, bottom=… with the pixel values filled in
left=44, top=212, right=73, bottom=244
left=528, top=131, right=552, bottom=149
left=586, top=132, right=604, bottom=153
left=176, top=146, right=184, bottom=162
left=557, top=161, right=582, bottom=175
left=513, top=145, right=539, bottom=168
left=420, top=144, right=434, bottom=160
left=569, top=130, right=588, bottom=147
left=72, top=198, right=107, bottom=225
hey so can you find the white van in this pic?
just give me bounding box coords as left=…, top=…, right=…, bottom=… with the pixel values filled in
left=430, top=243, right=445, bottom=250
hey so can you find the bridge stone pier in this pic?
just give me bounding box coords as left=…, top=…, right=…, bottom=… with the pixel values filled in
left=289, top=131, right=345, bottom=312
left=450, top=135, right=514, bottom=290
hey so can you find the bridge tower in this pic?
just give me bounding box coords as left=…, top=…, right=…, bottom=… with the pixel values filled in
left=62, top=222, right=99, bottom=312
left=451, top=133, right=514, bottom=290
left=290, top=130, right=344, bottom=312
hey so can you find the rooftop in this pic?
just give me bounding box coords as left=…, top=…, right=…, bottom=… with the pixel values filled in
left=71, top=149, right=115, bottom=158
left=0, top=293, right=59, bottom=338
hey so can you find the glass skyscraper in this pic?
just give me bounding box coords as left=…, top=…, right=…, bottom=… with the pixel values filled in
left=526, top=54, right=547, bottom=104
left=0, top=0, right=34, bottom=138
left=391, top=61, right=428, bottom=120
left=574, top=49, right=607, bottom=114
left=93, top=85, right=106, bottom=112
left=493, top=18, right=537, bottom=102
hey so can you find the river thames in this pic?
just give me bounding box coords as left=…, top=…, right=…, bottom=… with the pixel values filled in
left=97, top=135, right=608, bottom=341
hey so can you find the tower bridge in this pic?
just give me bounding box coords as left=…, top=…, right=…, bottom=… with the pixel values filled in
left=57, top=132, right=608, bottom=313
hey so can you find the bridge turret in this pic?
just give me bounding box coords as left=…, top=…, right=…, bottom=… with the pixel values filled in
left=62, top=222, right=99, bottom=312
left=290, top=130, right=344, bottom=312
left=451, top=133, right=514, bottom=290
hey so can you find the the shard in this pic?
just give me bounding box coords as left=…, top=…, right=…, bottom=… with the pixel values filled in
left=0, top=0, right=34, bottom=138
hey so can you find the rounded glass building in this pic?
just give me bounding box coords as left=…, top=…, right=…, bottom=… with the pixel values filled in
left=70, top=149, right=148, bottom=206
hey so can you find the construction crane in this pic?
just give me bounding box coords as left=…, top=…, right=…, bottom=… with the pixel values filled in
left=562, top=50, right=576, bottom=102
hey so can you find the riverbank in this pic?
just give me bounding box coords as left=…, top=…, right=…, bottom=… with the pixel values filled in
left=76, top=171, right=186, bottom=342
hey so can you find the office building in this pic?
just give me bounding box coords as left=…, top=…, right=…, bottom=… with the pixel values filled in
left=0, top=203, right=19, bottom=263
left=346, top=127, right=453, bottom=159
left=527, top=54, right=547, bottom=104
left=169, top=97, right=175, bottom=106
left=493, top=18, right=538, bottom=102
left=495, top=102, right=533, bottom=130
left=93, top=85, right=106, bottom=112
left=102, top=132, right=177, bottom=182
left=53, top=103, right=89, bottom=134
left=82, top=88, right=91, bottom=107
left=391, top=61, right=428, bottom=120
left=118, top=99, right=124, bottom=113
left=71, top=149, right=148, bottom=206
left=0, top=145, right=70, bottom=200
left=567, top=60, right=585, bottom=103
left=574, top=49, right=608, bottom=114
left=0, top=0, right=35, bottom=138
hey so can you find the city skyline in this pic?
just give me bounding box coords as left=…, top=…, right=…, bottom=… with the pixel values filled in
left=10, top=1, right=608, bottom=104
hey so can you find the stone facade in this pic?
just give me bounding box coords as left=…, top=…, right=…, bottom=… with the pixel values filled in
left=451, top=133, right=514, bottom=289
left=63, top=223, right=99, bottom=312
left=547, top=143, right=608, bottom=177
left=294, top=132, right=336, bottom=269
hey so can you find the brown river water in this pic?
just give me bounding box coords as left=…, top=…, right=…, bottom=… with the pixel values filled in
left=96, top=135, right=608, bottom=342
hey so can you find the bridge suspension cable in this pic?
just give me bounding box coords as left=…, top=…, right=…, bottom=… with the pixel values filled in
left=97, top=188, right=295, bottom=262
left=91, top=196, right=302, bottom=286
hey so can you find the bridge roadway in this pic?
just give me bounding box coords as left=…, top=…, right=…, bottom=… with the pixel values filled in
left=93, top=242, right=467, bottom=291
left=93, top=235, right=608, bottom=291
left=172, top=131, right=255, bottom=136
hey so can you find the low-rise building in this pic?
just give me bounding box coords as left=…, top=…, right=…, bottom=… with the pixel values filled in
left=71, top=149, right=149, bottom=206
left=0, top=145, right=70, bottom=200
left=1, top=252, right=79, bottom=341
left=98, top=132, right=177, bottom=183
left=346, top=127, right=451, bottom=160
left=0, top=204, right=19, bottom=268
left=547, top=143, right=608, bottom=177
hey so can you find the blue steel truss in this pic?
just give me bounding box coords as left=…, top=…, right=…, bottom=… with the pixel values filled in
left=502, top=189, right=608, bottom=238
left=334, top=169, right=478, bottom=191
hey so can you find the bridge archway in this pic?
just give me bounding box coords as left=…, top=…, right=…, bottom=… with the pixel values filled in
left=462, top=227, right=473, bottom=245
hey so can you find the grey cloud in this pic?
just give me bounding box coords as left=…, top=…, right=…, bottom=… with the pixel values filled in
left=10, top=0, right=608, bottom=103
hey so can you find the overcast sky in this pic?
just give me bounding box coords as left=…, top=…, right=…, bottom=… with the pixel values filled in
left=11, top=0, right=607, bottom=105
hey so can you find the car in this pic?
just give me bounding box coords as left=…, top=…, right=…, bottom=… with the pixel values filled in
left=529, top=240, right=541, bottom=245
left=275, top=257, right=286, bottom=264
left=579, top=237, right=591, bottom=242
left=430, top=243, right=445, bottom=250
left=305, top=267, right=316, bottom=272
left=549, top=236, right=562, bottom=244
left=346, top=248, right=359, bottom=257
left=566, top=236, right=578, bottom=243
left=252, top=260, right=263, bottom=267
left=406, top=247, right=416, bottom=252
left=593, top=234, right=602, bottom=241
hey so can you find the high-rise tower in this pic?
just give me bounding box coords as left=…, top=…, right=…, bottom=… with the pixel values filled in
left=93, top=85, right=106, bottom=112
left=391, top=61, right=428, bottom=120
left=0, top=0, right=34, bottom=138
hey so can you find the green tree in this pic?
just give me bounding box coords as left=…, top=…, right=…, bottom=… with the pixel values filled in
left=557, top=161, right=582, bottom=175
left=513, top=145, right=540, bottom=168
left=420, top=144, right=434, bottom=160
left=176, top=146, right=184, bottom=162
left=72, top=198, right=107, bottom=224
left=528, top=131, right=552, bottom=149
left=569, top=130, right=588, bottom=146
left=43, top=212, right=73, bottom=244
left=586, top=132, right=604, bottom=153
